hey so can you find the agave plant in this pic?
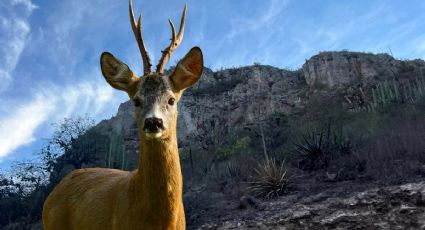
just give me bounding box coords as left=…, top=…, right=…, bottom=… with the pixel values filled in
left=248, top=158, right=292, bottom=199
left=294, top=131, right=330, bottom=170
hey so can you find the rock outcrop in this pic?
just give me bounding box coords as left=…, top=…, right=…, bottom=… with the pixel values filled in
left=177, top=65, right=305, bottom=145
left=94, top=64, right=306, bottom=150
left=302, top=51, right=399, bottom=88
left=88, top=51, right=425, bottom=169
left=303, top=51, right=425, bottom=88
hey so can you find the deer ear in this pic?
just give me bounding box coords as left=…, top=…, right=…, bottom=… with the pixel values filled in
left=100, top=52, right=139, bottom=96
left=170, top=47, right=203, bottom=91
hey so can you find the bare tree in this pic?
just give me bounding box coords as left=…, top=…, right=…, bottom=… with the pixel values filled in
left=39, top=115, right=95, bottom=182
left=49, top=115, right=95, bottom=154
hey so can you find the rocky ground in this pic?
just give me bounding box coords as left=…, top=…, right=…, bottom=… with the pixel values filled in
left=188, top=178, right=425, bottom=230
left=5, top=179, right=425, bottom=230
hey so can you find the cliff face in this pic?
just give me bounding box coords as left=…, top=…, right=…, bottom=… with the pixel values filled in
left=303, top=52, right=396, bottom=88
left=93, top=64, right=306, bottom=151
left=302, top=51, right=425, bottom=88
left=177, top=65, right=305, bottom=145
left=88, top=51, right=425, bottom=169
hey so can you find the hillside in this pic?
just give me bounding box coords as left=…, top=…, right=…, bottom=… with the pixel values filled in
left=85, top=51, right=425, bottom=171
left=53, top=50, right=423, bottom=229
left=9, top=50, right=425, bottom=229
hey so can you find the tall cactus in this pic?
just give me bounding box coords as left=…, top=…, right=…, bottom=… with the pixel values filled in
left=368, top=76, right=425, bottom=111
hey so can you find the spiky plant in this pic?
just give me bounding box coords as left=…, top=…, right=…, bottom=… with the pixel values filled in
left=294, top=131, right=329, bottom=170
left=225, top=162, right=242, bottom=179
left=248, top=158, right=292, bottom=199
left=294, top=131, right=324, bottom=157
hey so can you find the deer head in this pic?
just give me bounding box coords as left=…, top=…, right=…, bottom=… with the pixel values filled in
left=100, top=0, right=203, bottom=139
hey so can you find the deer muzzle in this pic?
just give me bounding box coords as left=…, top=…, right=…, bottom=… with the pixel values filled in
left=144, top=117, right=165, bottom=138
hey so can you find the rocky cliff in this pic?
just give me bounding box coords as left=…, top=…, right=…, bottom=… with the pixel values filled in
left=303, top=51, right=425, bottom=88
left=93, top=51, right=425, bottom=164
left=92, top=64, right=307, bottom=168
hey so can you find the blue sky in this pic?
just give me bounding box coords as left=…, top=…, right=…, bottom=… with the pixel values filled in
left=0, top=0, right=424, bottom=170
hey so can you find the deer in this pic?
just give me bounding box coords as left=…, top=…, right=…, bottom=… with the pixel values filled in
left=42, top=1, right=203, bottom=229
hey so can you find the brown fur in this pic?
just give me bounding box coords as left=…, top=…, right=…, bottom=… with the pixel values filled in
left=42, top=47, right=203, bottom=230
left=42, top=116, right=184, bottom=230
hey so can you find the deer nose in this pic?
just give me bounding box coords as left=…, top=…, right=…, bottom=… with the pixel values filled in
left=144, top=117, right=164, bottom=132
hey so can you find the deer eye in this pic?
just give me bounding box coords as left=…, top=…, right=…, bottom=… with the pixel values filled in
left=133, top=98, right=141, bottom=107
left=168, top=98, right=175, bottom=106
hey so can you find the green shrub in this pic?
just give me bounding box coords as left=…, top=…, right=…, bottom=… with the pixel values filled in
left=216, top=136, right=251, bottom=161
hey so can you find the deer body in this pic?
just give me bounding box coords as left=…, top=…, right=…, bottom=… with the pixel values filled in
left=43, top=125, right=184, bottom=229
left=43, top=1, right=203, bottom=229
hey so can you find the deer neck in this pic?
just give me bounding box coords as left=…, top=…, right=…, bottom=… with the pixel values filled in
left=133, top=116, right=182, bottom=218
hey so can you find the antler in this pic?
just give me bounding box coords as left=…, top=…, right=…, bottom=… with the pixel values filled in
left=156, top=3, right=187, bottom=74
left=129, top=0, right=152, bottom=75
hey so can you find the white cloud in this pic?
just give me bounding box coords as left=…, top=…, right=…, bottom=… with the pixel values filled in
left=56, top=79, right=116, bottom=119
left=0, top=94, right=54, bottom=158
left=33, top=68, right=122, bottom=122
left=0, top=0, right=127, bottom=161
left=225, top=0, right=288, bottom=42
left=44, top=0, right=122, bottom=77
left=208, top=0, right=289, bottom=70
left=0, top=0, right=36, bottom=92
left=0, top=70, right=124, bottom=160
left=11, top=0, right=37, bottom=9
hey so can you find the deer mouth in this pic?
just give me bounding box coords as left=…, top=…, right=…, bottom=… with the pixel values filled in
left=144, top=126, right=164, bottom=138
left=144, top=130, right=163, bottom=138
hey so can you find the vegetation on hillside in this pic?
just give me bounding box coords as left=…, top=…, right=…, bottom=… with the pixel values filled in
left=1, top=54, right=425, bottom=229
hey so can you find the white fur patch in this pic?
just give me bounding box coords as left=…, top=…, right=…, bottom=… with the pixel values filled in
left=145, top=132, right=162, bottom=139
